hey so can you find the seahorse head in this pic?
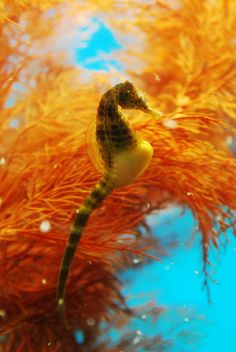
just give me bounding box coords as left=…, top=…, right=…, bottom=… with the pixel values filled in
left=118, top=81, right=149, bottom=112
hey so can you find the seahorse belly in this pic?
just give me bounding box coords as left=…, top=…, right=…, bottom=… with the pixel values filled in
left=113, top=139, right=153, bottom=188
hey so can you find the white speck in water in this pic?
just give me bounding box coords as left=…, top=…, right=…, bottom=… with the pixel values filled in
left=187, top=192, right=193, bottom=196
left=0, top=309, right=6, bottom=318
left=141, top=314, right=147, bottom=320
left=133, top=336, right=141, bottom=345
left=40, top=220, right=51, bottom=233
left=87, top=318, right=95, bottom=327
left=225, top=136, right=233, bottom=146
left=42, top=278, right=47, bottom=285
left=194, top=270, right=200, bottom=275
left=58, top=298, right=64, bottom=306
left=133, top=258, right=142, bottom=265
left=184, top=317, right=190, bottom=323
left=163, top=119, right=178, bottom=129
left=9, top=118, right=20, bottom=129
left=0, top=157, right=6, bottom=166
left=47, top=342, right=51, bottom=346
left=136, top=330, right=142, bottom=336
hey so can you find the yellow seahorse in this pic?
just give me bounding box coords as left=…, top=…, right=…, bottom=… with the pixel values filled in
left=57, top=81, right=162, bottom=321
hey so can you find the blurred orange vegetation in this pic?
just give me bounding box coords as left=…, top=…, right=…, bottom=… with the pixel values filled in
left=0, top=0, right=236, bottom=351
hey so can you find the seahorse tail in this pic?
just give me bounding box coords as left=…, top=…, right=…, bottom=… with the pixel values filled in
left=57, top=174, right=114, bottom=316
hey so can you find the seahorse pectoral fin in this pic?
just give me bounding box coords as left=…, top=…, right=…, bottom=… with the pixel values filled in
left=113, top=139, right=153, bottom=188
left=86, top=121, right=105, bottom=173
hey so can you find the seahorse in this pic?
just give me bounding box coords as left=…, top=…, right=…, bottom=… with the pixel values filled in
left=57, top=81, right=162, bottom=322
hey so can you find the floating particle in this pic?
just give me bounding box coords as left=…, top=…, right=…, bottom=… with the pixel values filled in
left=136, top=330, right=142, bottom=336
left=87, top=318, right=95, bottom=327
left=42, top=278, right=47, bottom=285
left=133, top=258, right=142, bottom=265
left=133, top=336, right=141, bottom=345
left=39, top=220, right=51, bottom=233
left=162, top=119, right=178, bottom=129
left=0, top=157, right=6, bottom=165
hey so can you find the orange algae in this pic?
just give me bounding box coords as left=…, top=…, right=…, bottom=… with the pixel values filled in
left=0, top=0, right=236, bottom=351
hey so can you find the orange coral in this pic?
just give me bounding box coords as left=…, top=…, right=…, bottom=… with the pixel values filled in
left=1, top=0, right=236, bottom=351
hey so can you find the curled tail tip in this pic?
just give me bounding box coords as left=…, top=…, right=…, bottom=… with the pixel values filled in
left=57, top=297, right=69, bottom=328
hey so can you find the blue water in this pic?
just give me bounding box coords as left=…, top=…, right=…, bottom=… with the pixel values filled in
left=75, top=18, right=123, bottom=71
left=75, top=20, right=236, bottom=351
left=121, top=209, right=236, bottom=351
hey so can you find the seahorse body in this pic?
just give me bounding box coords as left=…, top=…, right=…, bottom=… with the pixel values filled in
left=57, top=81, right=160, bottom=321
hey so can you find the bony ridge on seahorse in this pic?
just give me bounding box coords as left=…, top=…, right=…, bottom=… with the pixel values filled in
left=57, top=81, right=162, bottom=323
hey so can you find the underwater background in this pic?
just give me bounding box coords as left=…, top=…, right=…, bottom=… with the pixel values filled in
left=1, top=1, right=236, bottom=351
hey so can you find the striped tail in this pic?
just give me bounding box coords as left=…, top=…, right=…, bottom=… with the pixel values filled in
left=57, top=174, right=114, bottom=320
